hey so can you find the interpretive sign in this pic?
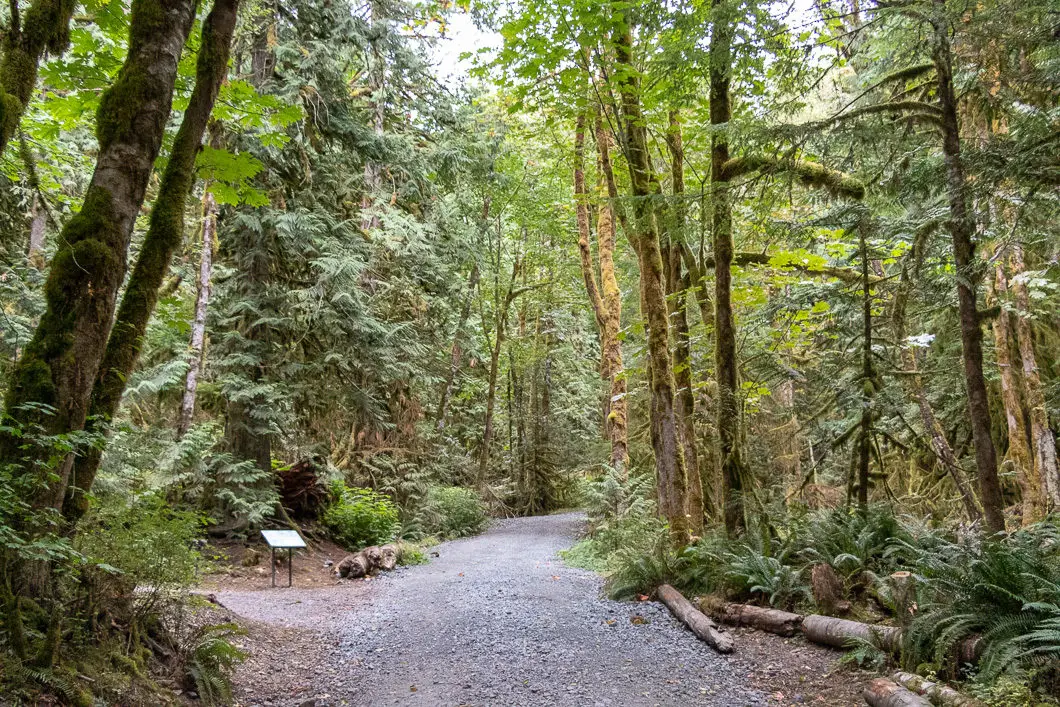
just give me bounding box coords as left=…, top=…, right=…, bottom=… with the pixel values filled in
left=261, top=530, right=306, bottom=587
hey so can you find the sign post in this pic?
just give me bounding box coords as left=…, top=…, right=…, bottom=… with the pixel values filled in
left=260, top=530, right=307, bottom=587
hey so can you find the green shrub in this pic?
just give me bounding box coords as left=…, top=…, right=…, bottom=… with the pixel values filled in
left=321, top=483, right=399, bottom=550
left=419, top=486, right=487, bottom=539
left=77, top=496, right=203, bottom=603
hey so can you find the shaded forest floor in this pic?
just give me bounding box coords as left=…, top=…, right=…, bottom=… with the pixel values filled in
left=201, top=514, right=871, bottom=706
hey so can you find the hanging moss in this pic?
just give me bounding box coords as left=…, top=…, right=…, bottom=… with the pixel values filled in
left=0, top=0, right=76, bottom=155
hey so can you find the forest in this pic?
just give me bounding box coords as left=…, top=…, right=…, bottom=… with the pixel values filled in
left=0, top=0, right=1057, bottom=704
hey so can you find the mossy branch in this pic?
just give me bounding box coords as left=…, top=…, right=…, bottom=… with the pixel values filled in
left=721, top=154, right=866, bottom=200
left=0, top=0, right=76, bottom=157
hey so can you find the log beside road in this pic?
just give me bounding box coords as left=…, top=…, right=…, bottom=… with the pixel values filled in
left=657, top=584, right=734, bottom=653
left=802, top=614, right=902, bottom=653
left=700, top=599, right=803, bottom=637
left=863, top=678, right=932, bottom=707
left=892, top=671, right=984, bottom=707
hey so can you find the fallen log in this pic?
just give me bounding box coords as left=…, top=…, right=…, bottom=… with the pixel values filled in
left=891, top=672, right=983, bottom=707
left=336, top=552, right=370, bottom=579
left=698, top=598, right=803, bottom=637
left=864, top=678, right=931, bottom=707
left=802, top=614, right=901, bottom=653
left=657, top=584, right=733, bottom=653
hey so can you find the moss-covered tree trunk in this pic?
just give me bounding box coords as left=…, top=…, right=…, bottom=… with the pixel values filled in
left=613, top=18, right=689, bottom=541
left=594, top=115, right=629, bottom=476
left=0, top=0, right=76, bottom=158
left=63, top=0, right=241, bottom=524
left=0, top=0, right=199, bottom=517
left=1010, top=244, right=1060, bottom=511
left=930, top=5, right=1005, bottom=532
left=709, top=3, right=745, bottom=534
left=989, top=258, right=1040, bottom=523
left=665, top=111, right=704, bottom=534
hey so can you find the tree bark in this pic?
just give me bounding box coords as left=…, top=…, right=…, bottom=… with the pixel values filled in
left=931, top=4, right=1005, bottom=532
left=989, top=259, right=1040, bottom=523
left=802, top=614, right=902, bottom=653
left=0, top=0, right=76, bottom=158
left=62, top=0, right=241, bottom=524
left=657, top=584, right=733, bottom=653
left=594, top=116, right=629, bottom=476
left=178, top=190, right=220, bottom=439
left=700, top=600, right=803, bottom=637
left=0, top=0, right=199, bottom=515
left=613, top=18, right=689, bottom=541
left=891, top=672, right=983, bottom=707
left=1009, top=244, right=1060, bottom=510
left=574, top=114, right=605, bottom=329
left=665, top=110, right=704, bottom=534
left=710, top=3, right=745, bottom=534
left=360, top=0, right=385, bottom=232
left=857, top=218, right=874, bottom=510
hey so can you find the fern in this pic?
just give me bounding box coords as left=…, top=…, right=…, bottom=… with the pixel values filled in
left=183, top=623, right=247, bottom=707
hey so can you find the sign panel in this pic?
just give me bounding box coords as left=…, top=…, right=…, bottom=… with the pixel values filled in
left=261, top=529, right=306, bottom=548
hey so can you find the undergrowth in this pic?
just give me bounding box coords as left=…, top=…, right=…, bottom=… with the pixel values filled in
left=563, top=477, right=1060, bottom=700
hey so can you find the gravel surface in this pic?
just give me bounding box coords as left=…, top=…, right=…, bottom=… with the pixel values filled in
left=220, top=513, right=862, bottom=707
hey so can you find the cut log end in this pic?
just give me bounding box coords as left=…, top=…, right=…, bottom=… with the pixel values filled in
left=657, top=584, right=734, bottom=654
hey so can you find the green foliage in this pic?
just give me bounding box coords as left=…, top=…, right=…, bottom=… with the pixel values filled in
left=721, top=544, right=810, bottom=610
left=76, top=496, right=203, bottom=616
left=321, top=483, right=400, bottom=550
left=179, top=623, right=247, bottom=707
left=896, top=520, right=1060, bottom=681
left=416, top=486, right=488, bottom=539
left=560, top=465, right=664, bottom=577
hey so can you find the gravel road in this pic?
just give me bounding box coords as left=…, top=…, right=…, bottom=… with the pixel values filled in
left=219, top=513, right=848, bottom=707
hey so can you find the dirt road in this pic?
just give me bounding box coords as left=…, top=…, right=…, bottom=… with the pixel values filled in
left=218, top=513, right=863, bottom=706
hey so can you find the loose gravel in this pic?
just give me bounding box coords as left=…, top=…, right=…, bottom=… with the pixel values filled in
left=219, top=513, right=859, bottom=707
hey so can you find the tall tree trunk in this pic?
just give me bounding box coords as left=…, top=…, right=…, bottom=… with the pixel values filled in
left=857, top=219, right=874, bottom=510
left=613, top=18, right=689, bottom=540
left=666, top=110, right=704, bottom=534
left=177, top=190, right=220, bottom=439
left=594, top=116, right=629, bottom=476
left=478, top=257, right=520, bottom=484
left=62, top=0, right=241, bottom=524
left=0, top=0, right=199, bottom=515
left=931, top=4, right=1005, bottom=532
left=989, top=259, right=1040, bottom=523
left=436, top=262, right=482, bottom=430
left=710, top=3, right=745, bottom=534
left=361, top=0, right=385, bottom=232
left=1010, top=244, right=1060, bottom=510
left=0, top=0, right=76, bottom=158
